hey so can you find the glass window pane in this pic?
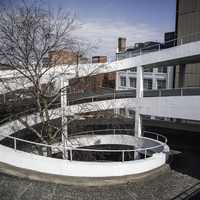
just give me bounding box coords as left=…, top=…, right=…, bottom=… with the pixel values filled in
left=144, top=79, right=152, bottom=90
left=157, top=80, right=166, bottom=89
left=129, top=77, right=136, bottom=88
left=120, top=76, right=126, bottom=86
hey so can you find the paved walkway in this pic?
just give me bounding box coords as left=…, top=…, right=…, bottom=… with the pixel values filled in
left=0, top=167, right=199, bottom=200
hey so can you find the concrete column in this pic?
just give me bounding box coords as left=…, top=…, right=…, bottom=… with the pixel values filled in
left=178, top=64, right=186, bottom=88
left=115, top=71, right=120, bottom=91
left=167, top=66, right=174, bottom=89
left=152, top=68, right=157, bottom=89
left=61, top=77, right=69, bottom=159
left=114, top=72, right=119, bottom=116
left=135, top=66, right=143, bottom=137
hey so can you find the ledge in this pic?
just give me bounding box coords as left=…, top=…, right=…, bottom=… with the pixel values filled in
left=0, top=161, right=170, bottom=186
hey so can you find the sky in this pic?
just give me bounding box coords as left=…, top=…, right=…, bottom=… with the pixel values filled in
left=2, top=0, right=177, bottom=60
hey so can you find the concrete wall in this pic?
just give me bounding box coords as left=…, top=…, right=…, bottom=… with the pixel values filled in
left=0, top=145, right=166, bottom=177
left=175, top=0, right=200, bottom=87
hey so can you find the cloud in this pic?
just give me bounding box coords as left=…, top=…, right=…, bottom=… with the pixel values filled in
left=74, top=19, right=165, bottom=61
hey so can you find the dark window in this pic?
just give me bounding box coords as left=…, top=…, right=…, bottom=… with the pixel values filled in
left=144, top=67, right=153, bottom=72
left=130, top=67, right=137, bottom=72
left=158, top=67, right=168, bottom=73
left=144, top=79, right=152, bottom=90
left=157, top=80, right=166, bottom=89
left=129, top=77, right=136, bottom=88
left=120, top=76, right=126, bottom=86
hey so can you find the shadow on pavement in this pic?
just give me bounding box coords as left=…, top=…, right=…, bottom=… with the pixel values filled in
left=171, top=182, right=200, bottom=200
left=170, top=149, right=200, bottom=180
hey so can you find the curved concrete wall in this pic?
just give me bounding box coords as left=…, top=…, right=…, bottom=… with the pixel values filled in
left=0, top=145, right=166, bottom=177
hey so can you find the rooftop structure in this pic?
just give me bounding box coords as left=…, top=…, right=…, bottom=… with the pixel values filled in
left=92, top=56, right=107, bottom=64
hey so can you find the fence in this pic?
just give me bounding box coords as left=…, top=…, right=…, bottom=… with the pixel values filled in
left=0, top=130, right=167, bottom=162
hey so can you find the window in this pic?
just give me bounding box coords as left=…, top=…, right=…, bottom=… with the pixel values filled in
left=157, top=80, right=166, bottom=89
left=158, top=66, right=167, bottom=73
left=144, top=67, right=153, bottom=72
left=144, top=79, right=152, bottom=90
left=120, top=108, right=126, bottom=116
left=129, top=77, right=136, bottom=88
left=128, top=110, right=135, bottom=118
left=130, top=67, right=137, bottom=72
left=120, top=76, right=126, bottom=86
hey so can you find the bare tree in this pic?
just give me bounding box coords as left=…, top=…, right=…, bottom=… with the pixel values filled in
left=0, top=0, right=84, bottom=156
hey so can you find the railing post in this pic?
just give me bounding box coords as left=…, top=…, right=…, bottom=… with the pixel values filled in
left=145, top=149, right=147, bottom=159
left=14, top=138, right=16, bottom=150
left=157, top=135, right=159, bottom=141
left=180, top=38, right=183, bottom=45
left=70, top=149, right=73, bottom=161
left=3, top=94, right=6, bottom=104
left=113, top=129, right=115, bottom=135
left=122, top=151, right=125, bottom=162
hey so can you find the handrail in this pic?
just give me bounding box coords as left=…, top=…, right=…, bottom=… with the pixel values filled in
left=143, top=131, right=168, bottom=143
left=68, top=87, right=200, bottom=104
left=69, top=128, right=134, bottom=137
left=0, top=130, right=167, bottom=162
left=69, top=90, right=135, bottom=103
left=0, top=87, right=200, bottom=126
left=136, top=31, right=200, bottom=56
left=0, top=88, right=199, bottom=112
left=1, top=85, right=200, bottom=106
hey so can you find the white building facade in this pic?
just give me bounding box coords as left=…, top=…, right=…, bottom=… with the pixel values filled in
left=115, top=66, right=174, bottom=118
left=116, top=66, right=174, bottom=91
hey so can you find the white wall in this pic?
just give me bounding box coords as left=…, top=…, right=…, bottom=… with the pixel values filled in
left=0, top=145, right=166, bottom=177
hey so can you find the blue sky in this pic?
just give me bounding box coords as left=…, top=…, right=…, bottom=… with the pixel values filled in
left=4, top=0, right=177, bottom=59
left=53, top=0, right=176, bottom=59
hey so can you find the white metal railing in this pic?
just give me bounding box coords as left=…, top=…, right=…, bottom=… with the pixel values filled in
left=136, top=32, right=200, bottom=56
left=1, top=87, right=200, bottom=106
left=1, top=87, right=200, bottom=126
left=69, top=87, right=200, bottom=104
left=0, top=130, right=167, bottom=162
left=68, top=90, right=134, bottom=103
left=68, top=128, right=134, bottom=137
left=143, top=131, right=167, bottom=143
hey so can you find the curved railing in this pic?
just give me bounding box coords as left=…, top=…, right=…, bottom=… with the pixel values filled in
left=69, top=129, right=167, bottom=143
left=2, top=87, right=200, bottom=107
left=0, top=129, right=168, bottom=162
left=69, top=87, right=200, bottom=104
left=1, top=87, right=200, bottom=110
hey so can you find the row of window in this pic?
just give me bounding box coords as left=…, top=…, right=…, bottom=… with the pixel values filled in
left=120, top=76, right=166, bottom=89
left=129, top=66, right=168, bottom=73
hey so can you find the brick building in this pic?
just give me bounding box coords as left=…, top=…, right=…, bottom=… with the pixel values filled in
left=47, top=50, right=90, bottom=65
